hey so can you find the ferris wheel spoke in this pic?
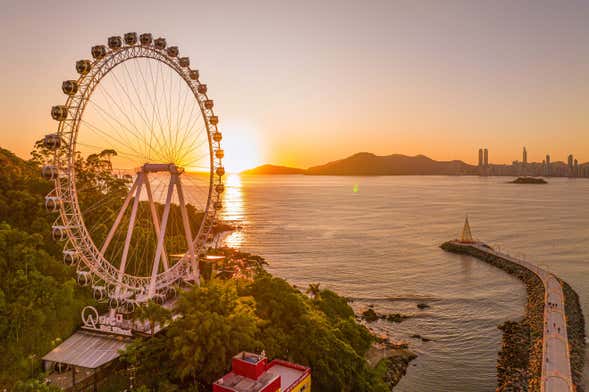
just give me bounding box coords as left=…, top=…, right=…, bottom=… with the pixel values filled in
left=77, top=141, right=149, bottom=163
left=175, top=113, right=205, bottom=162
left=155, top=62, right=171, bottom=159
left=132, top=59, right=167, bottom=162
left=164, top=66, right=175, bottom=159
left=121, top=60, right=168, bottom=160
left=80, top=118, right=146, bottom=162
left=92, top=86, right=151, bottom=159
left=177, top=137, right=211, bottom=168
left=146, top=59, right=174, bottom=161
left=106, top=68, right=156, bottom=156
left=111, top=64, right=152, bottom=132
left=92, top=78, right=165, bottom=163
left=84, top=99, right=148, bottom=159
left=173, top=75, right=189, bottom=158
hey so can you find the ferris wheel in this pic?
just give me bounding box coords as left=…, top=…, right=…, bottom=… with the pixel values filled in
left=41, top=32, right=225, bottom=312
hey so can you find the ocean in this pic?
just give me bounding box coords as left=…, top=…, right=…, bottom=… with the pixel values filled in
left=218, top=174, right=589, bottom=391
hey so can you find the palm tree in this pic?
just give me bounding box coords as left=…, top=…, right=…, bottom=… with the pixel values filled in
left=306, top=283, right=321, bottom=300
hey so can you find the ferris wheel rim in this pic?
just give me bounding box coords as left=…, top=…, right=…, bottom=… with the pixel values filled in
left=49, top=36, right=224, bottom=296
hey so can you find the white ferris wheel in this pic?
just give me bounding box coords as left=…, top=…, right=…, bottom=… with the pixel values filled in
left=41, top=32, right=225, bottom=313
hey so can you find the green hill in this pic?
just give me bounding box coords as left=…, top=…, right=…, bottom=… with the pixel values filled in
left=307, top=152, right=477, bottom=176
left=0, top=146, right=91, bottom=389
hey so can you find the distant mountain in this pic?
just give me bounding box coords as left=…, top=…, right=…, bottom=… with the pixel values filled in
left=306, top=152, right=478, bottom=176
left=241, top=164, right=306, bottom=175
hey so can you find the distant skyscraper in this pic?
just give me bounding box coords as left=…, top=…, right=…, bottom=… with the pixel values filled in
left=522, top=147, right=527, bottom=164
left=483, top=148, right=488, bottom=167
left=478, top=148, right=483, bottom=167
left=568, top=154, right=574, bottom=177
left=545, top=154, right=551, bottom=176
left=574, top=159, right=579, bottom=177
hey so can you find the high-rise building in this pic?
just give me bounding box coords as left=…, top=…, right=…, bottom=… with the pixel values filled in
left=574, top=159, right=579, bottom=177
left=523, top=147, right=527, bottom=164
left=545, top=154, right=551, bottom=176
left=568, top=154, right=574, bottom=177
left=478, top=148, right=483, bottom=167
left=483, top=148, right=488, bottom=167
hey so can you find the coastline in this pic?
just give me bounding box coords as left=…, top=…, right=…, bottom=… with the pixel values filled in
left=216, top=242, right=417, bottom=390
left=441, top=241, right=586, bottom=392
left=212, top=244, right=417, bottom=390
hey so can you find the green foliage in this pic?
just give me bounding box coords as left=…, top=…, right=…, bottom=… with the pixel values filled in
left=125, top=273, right=387, bottom=391
left=0, top=146, right=386, bottom=390
left=122, top=280, right=260, bottom=390
left=13, top=378, right=61, bottom=392
left=0, top=148, right=91, bottom=388
left=251, top=273, right=385, bottom=392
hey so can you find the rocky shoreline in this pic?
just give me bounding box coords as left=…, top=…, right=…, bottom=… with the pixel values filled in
left=366, top=342, right=417, bottom=390
left=560, top=279, right=586, bottom=392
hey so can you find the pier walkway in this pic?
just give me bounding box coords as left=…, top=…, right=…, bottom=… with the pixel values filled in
left=449, top=241, right=574, bottom=392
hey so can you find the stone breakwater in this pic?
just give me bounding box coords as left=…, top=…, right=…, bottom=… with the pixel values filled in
left=440, top=241, right=586, bottom=392
left=560, top=280, right=586, bottom=392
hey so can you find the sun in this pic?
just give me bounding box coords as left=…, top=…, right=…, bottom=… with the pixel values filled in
left=218, top=122, right=263, bottom=173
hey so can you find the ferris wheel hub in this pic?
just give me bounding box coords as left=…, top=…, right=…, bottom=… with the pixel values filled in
left=139, top=163, right=184, bottom=174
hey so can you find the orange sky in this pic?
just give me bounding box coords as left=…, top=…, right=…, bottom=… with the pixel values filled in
left=1, top=0, right=588, bottom=172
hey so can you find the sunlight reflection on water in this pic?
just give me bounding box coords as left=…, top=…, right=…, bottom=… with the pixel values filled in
left=221, top=174, right=244, bottom=248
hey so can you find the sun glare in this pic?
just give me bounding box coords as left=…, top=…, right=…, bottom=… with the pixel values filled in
left=220, top=122, right=263, bottom=173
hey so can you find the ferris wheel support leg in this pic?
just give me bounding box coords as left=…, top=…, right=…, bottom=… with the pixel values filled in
left=148, top=175, right=175, bottom=298
left=100, top=176, right=140, bottom=255
left=115, top=173, right=144, bottom=297
left=144, top=173, right=169, bottom=271
left=175, top=175, right=198, bottom=285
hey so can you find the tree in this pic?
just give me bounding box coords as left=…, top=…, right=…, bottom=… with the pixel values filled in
left=134, top=300, right=172, bottom=336
left=306, top=282, right=321, bottom=300
left=169, top=281, right=261, bottom=386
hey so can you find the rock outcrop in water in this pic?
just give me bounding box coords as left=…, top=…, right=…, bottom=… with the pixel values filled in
left=509, top=177, right=547, bottom=184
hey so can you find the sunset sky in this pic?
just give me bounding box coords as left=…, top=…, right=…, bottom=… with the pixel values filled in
left=1, top=0, right=588, bottom=171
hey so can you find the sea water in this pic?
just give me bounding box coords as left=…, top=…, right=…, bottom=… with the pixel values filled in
left=215, top=174, right=588, bottom=391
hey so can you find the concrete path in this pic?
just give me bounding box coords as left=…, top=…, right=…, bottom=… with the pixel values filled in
left=455, top=242, right=574, bottom=392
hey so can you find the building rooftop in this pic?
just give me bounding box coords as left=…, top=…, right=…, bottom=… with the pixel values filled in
left=214, top=371, right=279, bottom=392
left=42, top=330, right=129, bottom=369
left=266, top=360, right=309, bottom=391
left=213, top=352, right=310, bottom=392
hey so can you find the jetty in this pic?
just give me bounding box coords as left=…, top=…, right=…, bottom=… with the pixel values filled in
left=443, top=218, right=578, bottom=392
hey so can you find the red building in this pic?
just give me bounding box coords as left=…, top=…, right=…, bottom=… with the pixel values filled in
left=213, top=352, right=311, bottom=392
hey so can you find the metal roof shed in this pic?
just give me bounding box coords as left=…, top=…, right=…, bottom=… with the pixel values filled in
left=43, top=330, right=129, bottom=369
